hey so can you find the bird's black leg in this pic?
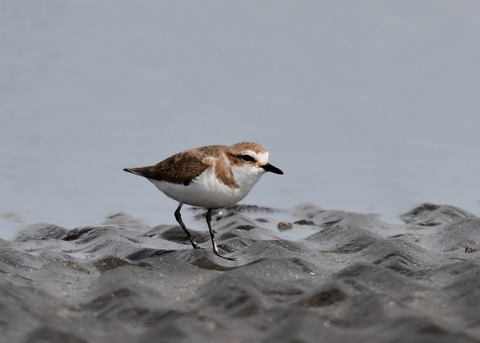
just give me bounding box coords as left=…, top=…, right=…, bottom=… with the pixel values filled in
left=206, top=208, right=235, bottom=260
left=174, top=203, right=199, bottom=249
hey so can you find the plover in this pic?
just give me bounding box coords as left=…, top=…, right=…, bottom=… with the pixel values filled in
left=124, top=142, right=283, bottom=259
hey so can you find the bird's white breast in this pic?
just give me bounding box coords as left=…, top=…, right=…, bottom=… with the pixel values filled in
left=149, top=165, right=265, bottom=208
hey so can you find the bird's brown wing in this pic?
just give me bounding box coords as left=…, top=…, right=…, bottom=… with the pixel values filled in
left=124, top=145, right=225, bottom=186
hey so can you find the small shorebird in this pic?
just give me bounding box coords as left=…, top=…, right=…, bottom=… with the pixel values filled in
left=124, top=142, right=283, bottom=259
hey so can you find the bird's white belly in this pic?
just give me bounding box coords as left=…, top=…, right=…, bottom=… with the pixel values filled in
left=149, top=169, right=254, bottom=208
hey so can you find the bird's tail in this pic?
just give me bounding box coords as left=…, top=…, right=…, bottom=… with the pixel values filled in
left=123, top=168, right=138, bottom=175
left=123, top=166, right=152, bottom=178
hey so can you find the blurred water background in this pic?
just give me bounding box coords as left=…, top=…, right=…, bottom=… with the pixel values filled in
left=1, top=1, right=480, bottom=239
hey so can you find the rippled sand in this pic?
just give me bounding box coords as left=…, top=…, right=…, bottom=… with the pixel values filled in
left=1, top=204, right=479, bottom=342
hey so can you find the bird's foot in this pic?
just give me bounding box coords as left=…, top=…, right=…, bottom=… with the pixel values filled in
left=213, top=250, right=236, bottom=261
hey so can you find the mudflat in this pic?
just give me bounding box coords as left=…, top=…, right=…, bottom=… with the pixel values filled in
left=1, top=203, right=479, bottom=342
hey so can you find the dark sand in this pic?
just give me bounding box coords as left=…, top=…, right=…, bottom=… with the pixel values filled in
left=1, top=203, right=479, bottom=343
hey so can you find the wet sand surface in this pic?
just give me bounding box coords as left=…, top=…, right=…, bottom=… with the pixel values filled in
left=1, top=203, right=479, bottom=342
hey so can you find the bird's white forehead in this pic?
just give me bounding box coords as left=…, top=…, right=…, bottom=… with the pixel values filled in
left=247, top=150, right=269, bottom=164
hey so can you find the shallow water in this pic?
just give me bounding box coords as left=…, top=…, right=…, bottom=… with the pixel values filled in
left=2, top=2, right=480, bottom=239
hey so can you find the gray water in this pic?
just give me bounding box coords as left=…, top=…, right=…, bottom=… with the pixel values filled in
left=2, top=1, right=480, bottom=239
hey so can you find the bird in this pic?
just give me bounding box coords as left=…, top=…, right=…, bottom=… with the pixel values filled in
left=123, top=142, right=283, bottom=259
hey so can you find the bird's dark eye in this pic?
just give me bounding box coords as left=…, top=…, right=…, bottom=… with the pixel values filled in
left=241, top=154, right=254, bottom=162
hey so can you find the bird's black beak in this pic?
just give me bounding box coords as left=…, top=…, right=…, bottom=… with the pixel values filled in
left=261, top=163, right=283, bottom=175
